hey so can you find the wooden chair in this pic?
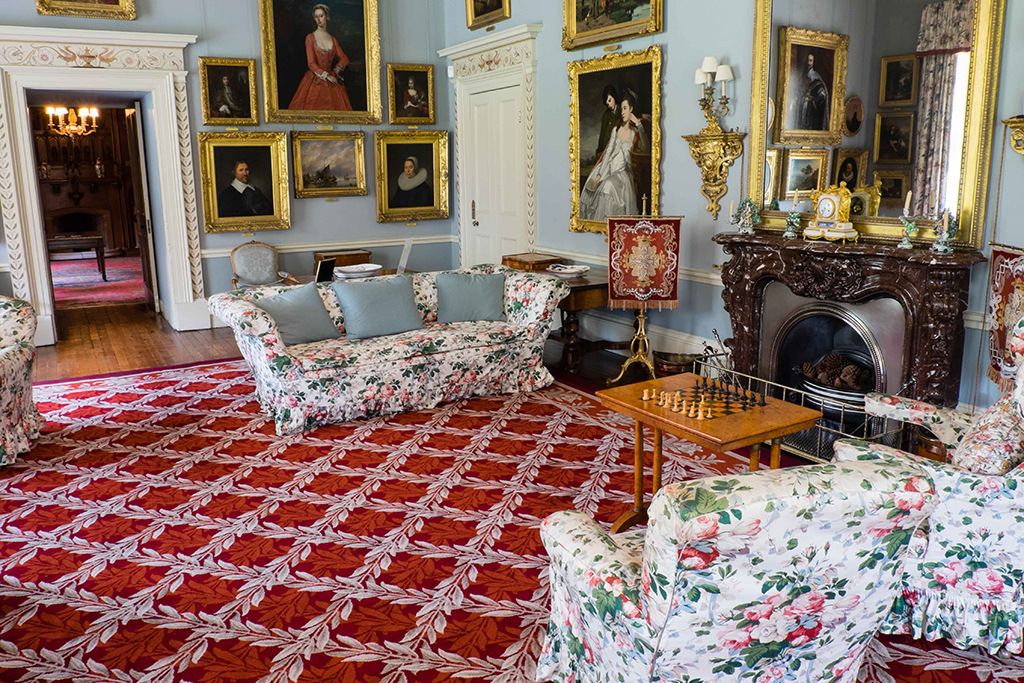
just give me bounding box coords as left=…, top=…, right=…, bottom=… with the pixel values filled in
left=229, top=241, right=299, bottom=290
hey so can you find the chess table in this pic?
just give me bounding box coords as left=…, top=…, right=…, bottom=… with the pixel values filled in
left=596, top=373, right=822, bottom=533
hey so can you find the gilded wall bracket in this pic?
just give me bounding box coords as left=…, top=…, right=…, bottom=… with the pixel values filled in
left=1006, top=117, right=1024, bottom=157
left=683, top=119, right=746, bottom=220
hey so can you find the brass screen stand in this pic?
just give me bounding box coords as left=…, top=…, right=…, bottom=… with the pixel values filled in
left=608, top=308, right=656, bottom=385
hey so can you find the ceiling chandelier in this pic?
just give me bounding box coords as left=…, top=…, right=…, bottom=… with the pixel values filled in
left=45, top=107, right=99, bottom=138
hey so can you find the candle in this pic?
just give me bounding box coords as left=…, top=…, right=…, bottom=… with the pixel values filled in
left=730, top=200, right=735, bottom=219
left=904, top=190, right=913, bottom=214
left=943, top=210, right=950, bottom=233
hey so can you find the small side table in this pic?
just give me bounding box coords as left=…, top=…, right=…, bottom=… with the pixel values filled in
left=547, top=269, right=631, bottom=371
left=47, top=235, right=106, bottom=281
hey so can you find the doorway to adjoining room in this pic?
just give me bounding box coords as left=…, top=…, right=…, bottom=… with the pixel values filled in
left=29, top=91, right=158, bottom=314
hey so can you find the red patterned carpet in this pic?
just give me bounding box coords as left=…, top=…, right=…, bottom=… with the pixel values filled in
left=0, top=361, right=1021, bottom=682
left=51, top=256, right=146, bottom=309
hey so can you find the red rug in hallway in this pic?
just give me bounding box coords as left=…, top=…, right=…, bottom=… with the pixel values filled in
left=0, top=362, right=1020, bottom=682
left=50, top=256, right=146, bottom=309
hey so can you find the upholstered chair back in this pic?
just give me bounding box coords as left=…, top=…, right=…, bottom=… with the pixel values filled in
left=538, top=460, right=937, bottom=683
left=230, top=241, right=282, bottom=288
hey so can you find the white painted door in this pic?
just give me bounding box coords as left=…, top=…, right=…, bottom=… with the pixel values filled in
left=463, top=84, right=527, bottom=266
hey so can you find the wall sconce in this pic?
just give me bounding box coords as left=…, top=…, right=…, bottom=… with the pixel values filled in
left=683, top=56, right=746, bottom=220
left=1006, top=116, right=1024, bottom=157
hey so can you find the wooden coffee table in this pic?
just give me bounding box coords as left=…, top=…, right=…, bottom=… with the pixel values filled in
left=597, top=373, right=822, bottom=532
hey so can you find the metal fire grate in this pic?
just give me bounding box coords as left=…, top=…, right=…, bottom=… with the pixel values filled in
left=693, top=349, right=905, bottom=464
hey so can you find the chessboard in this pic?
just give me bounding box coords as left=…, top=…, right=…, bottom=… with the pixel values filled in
left=639, top=377, right=766, bottom=421
left=597, top=372, right=822, bottom=453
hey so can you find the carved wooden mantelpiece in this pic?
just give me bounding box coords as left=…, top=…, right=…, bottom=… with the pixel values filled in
left=713, top=232, right=986, bottom=407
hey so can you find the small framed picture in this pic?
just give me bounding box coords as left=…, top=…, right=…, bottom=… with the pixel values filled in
left=832, top=148, right=868, bottom=189
left=874, top=112, right=915, bottom=164
left=198, top=132, right=290, bottom=233
left=764, top=147, right=781, bottom=203
left=874, top=169, right=912, bottom=208
left=562, top=0, right=662, bottom=51
left=843, top=95, right=864, bottom=137
left=782, top=149, right=829, bottom=200
left=850, top=191, right=872, bottom=218
left=387, top=64, right=435, bottom=126
left=776, top=26, right=850, bottom=146
left=879, top=54, right=919, bottom=107
left=374, top=130, right=450, bottom=223
left=199, top=57, right=259, bottom=127
left=466, top=0, right=510, bottom=30
left=292, top=132, right=367, bottom=199
left=36, top=0, right=135, bottom=20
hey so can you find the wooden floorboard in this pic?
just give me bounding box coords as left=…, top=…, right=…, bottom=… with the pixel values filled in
left=34, top=303, right=240, bottom=383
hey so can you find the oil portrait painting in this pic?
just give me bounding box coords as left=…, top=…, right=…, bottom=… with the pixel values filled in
left=259, top=0, right=382, bottom=124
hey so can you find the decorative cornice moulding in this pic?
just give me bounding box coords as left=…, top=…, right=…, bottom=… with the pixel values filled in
left=0, top=25, right=196, bottom=71
left=438, top=23, right=542, bottom=63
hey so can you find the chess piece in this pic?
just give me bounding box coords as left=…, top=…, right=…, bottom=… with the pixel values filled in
left=642, top=389, right=652, bottom=401
left=705, top=403, right=714, bottom=419
left=697, top=397, right=707, bottom=420
left=688, top=401, right=698, bottom=418
left=757, top=392, right=767, bottom=407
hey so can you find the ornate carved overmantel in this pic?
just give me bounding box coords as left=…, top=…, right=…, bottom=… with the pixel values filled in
left=713, top=233, right=985, bottom=407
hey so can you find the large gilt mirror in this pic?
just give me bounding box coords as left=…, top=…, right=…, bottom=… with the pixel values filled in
left=746, top=0, right=1004, bottom=249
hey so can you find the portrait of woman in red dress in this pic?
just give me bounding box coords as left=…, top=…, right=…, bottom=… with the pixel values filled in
left=288, top=3, right=353, bottom=111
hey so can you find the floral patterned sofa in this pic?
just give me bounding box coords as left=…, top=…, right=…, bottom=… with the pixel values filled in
left=834, top=361, right=1024, bottom=654
left=0, top=296, right=44, bottom=466
left=208, top=265, right=569, bottom=435
left=537, top=460, right=937, bottom=683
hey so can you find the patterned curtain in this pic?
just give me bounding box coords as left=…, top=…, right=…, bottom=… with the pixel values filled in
left=910, top=0, right=973, bottom=216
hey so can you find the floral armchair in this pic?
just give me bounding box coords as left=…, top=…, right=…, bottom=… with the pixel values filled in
left=0, top=296, right=44, bottom=466
left=828, top=316, right=1024, bottom=655
left=537, top=460, right=937, bottom=683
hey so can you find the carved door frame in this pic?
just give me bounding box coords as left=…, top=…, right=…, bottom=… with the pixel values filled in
left=0, top=25, right=205, bottom=345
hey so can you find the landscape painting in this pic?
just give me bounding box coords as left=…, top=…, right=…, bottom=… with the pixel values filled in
left=292, top=132, right=366, bottom=198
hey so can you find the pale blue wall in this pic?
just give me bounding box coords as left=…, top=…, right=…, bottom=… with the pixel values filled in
left=442, top=0, right=1024, bottom=409
left=0, top=0, right=458, bottom=298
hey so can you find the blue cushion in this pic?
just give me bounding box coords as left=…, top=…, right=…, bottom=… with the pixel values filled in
left=252, top=283, right=341, bottom=347
left=333, top=276, right=424, bottom=340
left=436, top=273, right=507, bottom=324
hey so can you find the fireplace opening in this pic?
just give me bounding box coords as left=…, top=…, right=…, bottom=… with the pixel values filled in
left=773, top=311, right=880, bottom=436
left=53, top=212, right=101, bottom=235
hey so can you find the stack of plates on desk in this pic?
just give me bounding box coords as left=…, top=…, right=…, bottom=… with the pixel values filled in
left=545, top=264, right=591, bottom=278
left=334, top=263, right=383, bottom=279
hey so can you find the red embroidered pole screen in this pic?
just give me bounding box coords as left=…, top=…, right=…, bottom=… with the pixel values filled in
left=608, top=216, right=682, bottom=310
left=988, top=246, right=1024, bottom=391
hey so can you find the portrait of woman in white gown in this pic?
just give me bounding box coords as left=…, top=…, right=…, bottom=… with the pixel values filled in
left=580, top=90, right=649, bottom=222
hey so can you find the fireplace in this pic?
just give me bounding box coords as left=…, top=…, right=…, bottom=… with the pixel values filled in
left=713, top=233, right=985, bottom=408
left=53, top=212, right=101, bottom=235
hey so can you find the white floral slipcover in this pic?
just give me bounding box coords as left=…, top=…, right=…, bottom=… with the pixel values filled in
left=537, top=460, right=937, bottom=683
left=208, top=266, right=570, bottom=435
left=0, top=296, right=44, bottom=466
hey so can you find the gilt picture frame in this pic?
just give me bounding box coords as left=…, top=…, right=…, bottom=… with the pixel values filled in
left=879, top=54, right=920, bottom=108
left=776, top=26, right=849, bottom=146
left=374, top=130, right=450, bottom=223
left=782, top=148, right=829, bottom=200
left=569, top=45, right=662, bottom=235
left=292, top=131, right=367, bottom=199
left=199, top=131, right=290, bottom=233
left=258, top=0, right=382, bottom=125
left=874, top=111, right=915, bottom=164
left=36, top=0, right=135, bottom=20
left=562, top=0, right=663, bottom=51
left=874, top=169, right=912, bottom=208
left=832, top=148, right=868, bottom=190
left=387, top=63, right=435, bottom=126
left=466, top=0, right=511, bottom=30
left=199, top=57, right=259, bottom=127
